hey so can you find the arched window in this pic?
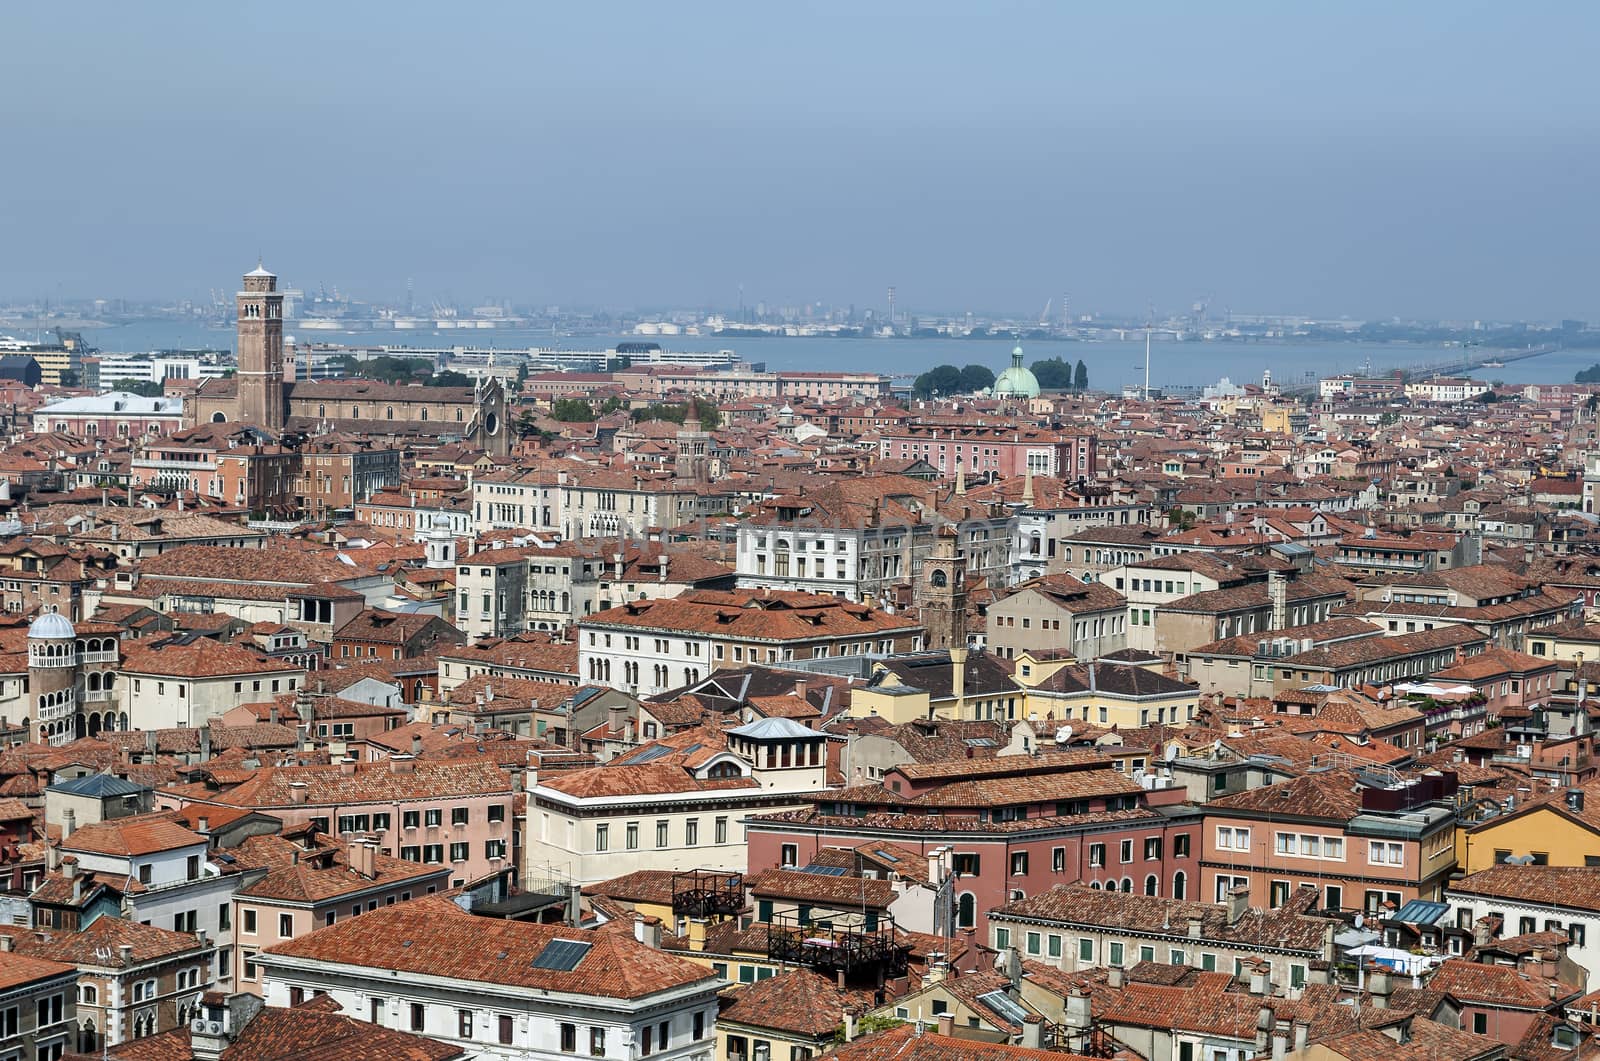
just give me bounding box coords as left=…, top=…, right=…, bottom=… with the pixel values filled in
left=79, top=985, right=97, bottom=1005
left=350, top=407, right=360, bottom=419
left=386, top=406, right=394, bottom=420
left=1172, top=871, right=1187, bottom=900
left=210, top=413, right=225, bottom=424
left=420, top=407, right=428, bottom=421
left=1144, top=874, right=1159, bottom=896
left=957, top=892, right=976, bottom=929
left=318, top=405, right=326, bottom=418
left=930, top=569, right=947, bottom=588
left=1121, top=877, right=1133, bottom=893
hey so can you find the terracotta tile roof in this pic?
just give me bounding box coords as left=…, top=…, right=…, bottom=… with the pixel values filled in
left=180, top=758, right=511, bottom=809
left=1449, top=865, right=1600, bottom=913
left=0, top=951, right=76, bottom=990
left=1426, top=957, right=1579, bottom=1008
left=538, top=761, right=757, bottom=799
left=994, top=881, right=1331, bottom=953
left=583, top=869, right=683, bottom=907
left=719, top=968, right=876, bottom=1037
left=0, top=915, right=208, bottom=967
left=581, top=588, right=922, bottom=642
left=746, top=868, right=895, bottom=909
left=121, top=638, right=302, bottom=678
left=830, top=1025, right=1066, bottom=1060
left=1205, top=768, right=1365, bottom=821
left=238, top=839, right=449, bottom=904
left=64, top=811, right=205, bottom=857
left=135, top=542, right=377, bottom=586
left=444, top=674, right=581, bottom=710
left=262, top=895, right=715, bottom=999
left=100, top=1002, right=465, bottom=1061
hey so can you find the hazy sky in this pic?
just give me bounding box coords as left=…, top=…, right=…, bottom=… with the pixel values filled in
left=4, top=2, right=1598, bottom=319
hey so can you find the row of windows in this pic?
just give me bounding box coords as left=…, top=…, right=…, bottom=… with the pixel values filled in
left=596, top=817, right=732, bottom=851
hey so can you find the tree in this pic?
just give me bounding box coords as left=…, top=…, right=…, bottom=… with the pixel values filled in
left=119, top=379, right=167, bottom=398
left=958, top=364, right=995, bottom=393
left=912, top=364, right=963, bottom=398
left=428, top=370, right=473, bottom=388
left=550, top=398, right=597, bottom=422
left=1073, top=359, right=1089, bottom=392
left=1030, top=358, right=1073, bottom=390
left=1165, top=507, right=1197, bottom=531
left=1578, top=364, right=1600, bottom=384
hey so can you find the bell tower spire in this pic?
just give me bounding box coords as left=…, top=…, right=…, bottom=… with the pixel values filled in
left=237, top=262, right=285, bottom=432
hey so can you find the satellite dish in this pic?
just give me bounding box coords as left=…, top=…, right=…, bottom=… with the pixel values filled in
left=1165, top=743, right=1180, bottom=763
left=1354, top=913, right=1365, bottom=929
left=1055, top=725, right=1074, bottom=745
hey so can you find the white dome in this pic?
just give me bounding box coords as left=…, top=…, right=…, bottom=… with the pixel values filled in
left=28, top=612, right=75, bottom=640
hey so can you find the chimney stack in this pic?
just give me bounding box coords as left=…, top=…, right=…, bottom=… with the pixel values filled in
left=390, top=754, right=415, bottom=774
left=1226, top=885, right=1250, bottom=926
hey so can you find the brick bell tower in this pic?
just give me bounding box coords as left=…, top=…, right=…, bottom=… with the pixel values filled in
left=236, top=262, right=285, bottom=432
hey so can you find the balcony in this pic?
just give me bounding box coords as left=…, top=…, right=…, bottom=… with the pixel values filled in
left=765, top=911, right=909, bottom=981
left=672, top=870, right=743, bottom=919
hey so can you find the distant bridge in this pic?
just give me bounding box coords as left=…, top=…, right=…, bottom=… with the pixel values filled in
left=1277, top=342, right=1563, bottom=396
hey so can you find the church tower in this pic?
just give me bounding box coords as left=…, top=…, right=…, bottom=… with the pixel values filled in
left=675, top=400, right=711, bottom=481
left=919, top=529, right=968, bottom=652
left=237, top=263, right=285, bottom=432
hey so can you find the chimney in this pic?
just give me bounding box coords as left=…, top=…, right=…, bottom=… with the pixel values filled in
left=199, top=724, right=212, bottom=762
left=1473, top=916, right=1494, bottom=948
left=118, top=943, right=133, bottom=965
left=1271, top=1029, right=1289, bottom=1061
left=793, top=678, right=807, bottom=702
left=632, top=914, right=661, bottom=949
left=1064, top=985, right=1092, bottom=1032
left=842, top=1010, right=858, bottom=1043
left=269, top=703, right=279, bottom=726
left=950, top=646, right=968, bottom=704
left=1368, top=968, right=1393, bottom=1009
left=1268, top=571, right=1287, bottom=632
left=412, top=734, right=423, bottom=755
left=62, top=808, right=75, bottom=841
left=1255, top=1006, right=1274, bottom=1052
left=926, top=846, right=945, bottom=887
left=289, top=781, right=308, bottom=805
left=1106, top=965, right=1123, bottom=989
left=338, top=756, right=357, bottom=775
left=1226, top=885, right=1250, bottom=926
left=686, top=918, right=708, bottom=952
left=0, top=935, right=11, bottom=952
left=1187, top=915, right=1203, bottom=939
left=1021, top=1015, right=1043, bottom=1049
left=198, top=816, right=209, bottom=834
left=62, top=856, right=77, bottom=881
left=1249, top=962, right=1270, bottom=996
left=390, top=754, right=415, bottom=774
left=1294, top=1019, right=1310, bottom=1051
left=936, top=1013, right=954, bottom=1038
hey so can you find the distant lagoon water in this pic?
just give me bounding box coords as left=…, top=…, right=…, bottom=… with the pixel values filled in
left=57, top=319, right=1593, bottom=392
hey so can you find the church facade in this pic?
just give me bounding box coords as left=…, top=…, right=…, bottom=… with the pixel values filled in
left=186, top=265, right=511, bottom=455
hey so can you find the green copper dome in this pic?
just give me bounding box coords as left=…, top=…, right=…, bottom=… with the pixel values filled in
left=993, top=343, right=1040, bottom=398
